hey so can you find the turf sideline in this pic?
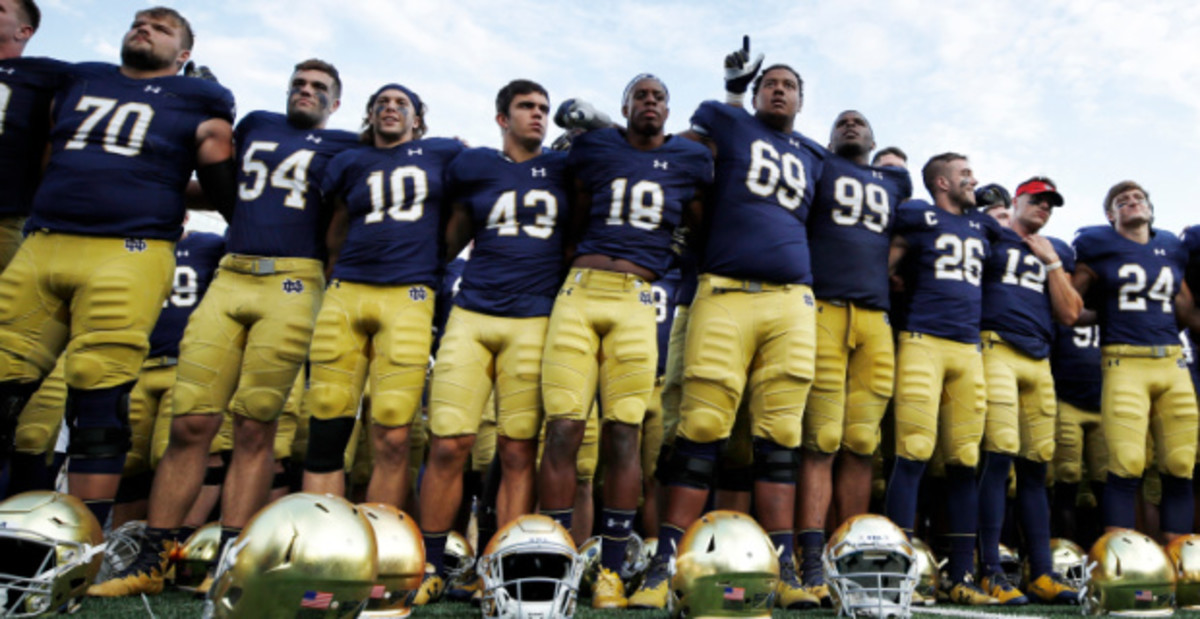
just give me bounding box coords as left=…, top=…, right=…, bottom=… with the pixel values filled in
left=918, top=607, right=1049, bottom=619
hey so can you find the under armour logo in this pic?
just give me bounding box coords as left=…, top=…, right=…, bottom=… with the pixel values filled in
left=177, top=249, right=190, bottom=258
left=0, top=67, right=14, bottom=75
left=531, top=168, right=546, bottom=177
left=654, top=160, right=668, bottom=170
left=124, top=238, right=148, bottom=252
left=1155, top=248, right=1167, bottom=256
left=606, top=518, right=632, bottom=529
left=639, top=291, right=653, bottom=305
left=408, top=286, right=427, bottom=301
left=969, top=221, right=982, bottom=229
left=788, top=138, right=800, bottom=148
left=408, top=148, right=423, bottom=156
left=872, top=170, right=884, bottom=179
left=305, top=134, right=322, bottom=144
left=144, top=85, right=161, bottom=94
left=282, top=279, right=304, bottom=294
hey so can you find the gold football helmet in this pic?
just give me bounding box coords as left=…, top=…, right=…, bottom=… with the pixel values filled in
left=1048, top=538, right=1088, bottom=591
left=478, top=514, right=584, bottom=619
left=444, top=530, right=476, bottom=591
left=909, top=538, right=939, bottom=606
left=673, top=510, right=778, bottom=619
left=96, top=519, right=145, bottom=584
left=173, top=522, right=222, bottom=592
left=1167, top=534, right=1200, bottom=610
left=823, top=514, right=917, bottom=618
left=1084, top=528, right=1174, bottom=616
left=0, top=491, right=104, bottom=617
left=578, top=536, right=602, bottom=591
left=203, top=493, right=379, bottom=619
left=358, top=503, right=424, bottom=618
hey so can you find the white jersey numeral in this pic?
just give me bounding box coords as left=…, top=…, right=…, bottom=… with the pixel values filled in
left=1000, top=248, right=1047, bottom=293
left=933, top=234, right=985, bottom=286
left=745, top=139, right=806, bottom=211
left=1117, top=263, right=1174, bottom=312
left=166, top=265, right=199, bottom=308
left=0, top=83, right=11, bottom=136
left=486, top=189, right=557, bottom=239
left=831, top=176, right=889, bottom=232
left=64, top=96, right=155, bottom=157
left=238, top=142, right=317, bottom=209
left=607, top=178, right=664, bottom=231
left=365, top=165, right=428, bottom=223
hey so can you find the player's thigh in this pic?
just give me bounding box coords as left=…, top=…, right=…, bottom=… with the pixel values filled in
left=660, top=305, right=689, bottom=446
left=304, top=285, right=372, bottom=425
left=1016, top=358, right=1057, bottom=463
left=273, top=369, right=307, bottom=460
left=428, top=308, right=495, bottom=438
left=173, top=273, right=249, bottom=417
left=230, top=268, right=323, bottom=422
left=804, top=301, right=851, bottom=454
left=937, top=342, right=986, bottom=468
left=598, top=297, right=657, bottom=427
left=471, top=400, right=498, bottom=472
left=576, top=401, right=600, bottom=482
left=13, top=356, right=67, bottom=455
left=495, top=316, right=548, bottom=441
left=541, top=287, right=600, bottom=422
left=641, top=381, right=665, bottom=478
left=981, top=342, right=1020, bottom=456
left=745, top=286, right=816, bottom=448
left=0, top=234, right=70, bottom=380
left=370, top=284, right=435, bottom=428
left=676, top=285, right=756, bottom=444
left=1100, top=355, right=1153, bottom=478
left=64, top=238, right=174, bottom=389
left=1053, top=401, right=1092, bottom=484
left=125, top=364, right=174, bottom=475
left=892, top=333, right=946, bottom=463
left=842, top=308, right=894, bottom=456
left=1149, top=361, right=1199, bottom=478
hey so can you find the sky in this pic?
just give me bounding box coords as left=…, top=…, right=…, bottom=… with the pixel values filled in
left=27, top=0, right=1200, bottom=239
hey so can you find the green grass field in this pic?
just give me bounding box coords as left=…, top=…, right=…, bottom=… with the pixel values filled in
left=77, top=594, right=1200, bottom=618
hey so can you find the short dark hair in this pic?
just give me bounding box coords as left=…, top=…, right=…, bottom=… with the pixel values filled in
left=293, top=58, right=342, bottom=99
left=136, top=7, right=193, bottom=51
left=495, top=79, right=548, bottom=117
left=17, top=0, right=40, bottom=31
left=871, top=146, right=907, bottom=166
left=1103, top=180, right=1150, bottom=217
left=751, top=64, right=803, bottom=97
left=921, top=152, right=967, bottom=195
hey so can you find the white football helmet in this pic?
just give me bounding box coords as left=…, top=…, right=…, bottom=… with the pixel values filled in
left=823, top=514, right=918, bottom=618
left=96, top=519, right=145, bottom=584
left=478, top=514, right=584, bottom=619
left=0, top=491, right=105, bottom=617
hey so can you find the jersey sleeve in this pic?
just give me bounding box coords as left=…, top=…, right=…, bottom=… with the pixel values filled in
left=1072, top=226, right=1106, bottom=265
left=194, top=81, right=236, bottom=123
left=893, top=200, right=931, bottom=236
left=1051, top=237, right=1076, bottom=273
left=883, top=166, right=914, bottom=201
left=688, top=100, right=735, bottom=137
left=319, top=150, right=352, bottom=200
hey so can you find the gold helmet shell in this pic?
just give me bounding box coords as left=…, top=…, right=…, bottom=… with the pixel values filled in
left=203, top=493, right=379, bottom=619
left=1084, top=528, right=1175, bottom=616
left=0, top=491, right=104, bottom=617
left=823, top=514, right=917, bottom=618
left=672, top=510, right=778, bottom=619
left=1049, top=538, right=1088, bottom=591
left=910, top=538, right=939, bottom=605
left=174, top=522, right=223, bottom=591
left=444, top=529, right=476, bottom=590
left=359, top=503, right=424, bottom=617
left=1167, top=534, right=1200, bottom=610
left=578, top=536, right=602, bottom=590
left=478, top=514, right=583, bottom=619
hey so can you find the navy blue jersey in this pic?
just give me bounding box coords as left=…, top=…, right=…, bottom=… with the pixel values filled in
left=322, top=137, right=463, bottom=287
left=1073, top=225, right=1186, bottom=347
left=689, top=101, right=826, bottom=284
left=29, top=62, right=235, bottom=240
left=569, top=129, right=713, bottom=277
left=893, top=200, right=1002, bottom=343
left=808, top=154, right=912, bottom=309
left=652, top=268, right=681, bottom=377
left=1050, top=324, right=1102, bottom=411
left=0, top=57, right=69, bottom=217
left=448, top=147, right=570, bottom=318
left=148, top=231, right=225, bottom=358
left=980, top=229, right=1075, bottom=359
left=676, top=248, right=700, bottom=306
left=226, top=111, right=361, bottom=259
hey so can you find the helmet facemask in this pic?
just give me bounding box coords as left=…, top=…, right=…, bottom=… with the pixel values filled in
left=479, top=539, right=584, bottom=619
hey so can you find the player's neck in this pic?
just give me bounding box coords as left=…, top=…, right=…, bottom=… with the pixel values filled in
left=1116, top=222, right=1151, bottom=244
left=502, top=138, right=541, bottom=164
left=1010, top=219, right=1038, bottom=239
left=933, top=196, right=963, bottom=216
left=374, top=134, right=410, bottom=149
left=0, top=44, right=24, bottom=60
left=754, top=111, right=795, bottom=134
left=625, top=129, right=665, bottom=151
left=120, top=65, right=180, bottom=79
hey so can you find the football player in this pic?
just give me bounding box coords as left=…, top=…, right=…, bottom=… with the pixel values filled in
left=1072, top=181, right=1200, bottom=540
left=416, top=79, right=569, bottom=604
left=92, top=58, right=355, bottom=597
left=630, top=38, right=825, bottom=611
left=976, top=177, right=1082, bottom=604
left=301, top=83, right=462, bottom=510
left=871, top=146, right=908, bottom=169
left=0, top=6, right=234, bottom=527
left=1049, top=322, right=1105, bottom=546
left=883, top=153, right=1003, bottom=605
left=539, top=73, right=712, bottom=609
left=794, top=110, right=912, bottom=604
left=977, top=183, right=1013, bottom=226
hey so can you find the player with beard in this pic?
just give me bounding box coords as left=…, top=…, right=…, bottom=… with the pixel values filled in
left=539, top=73, right=711, bottom=608
left=630, top=38, right=825, bottom=611
left=1072, top=181, right=1200, bottom=541
left=0, top=5, right=233, bottom=528
left=91, top=57, right=357, bottom=597
left=975, top=177, right=1081, bottom=604
left=884, top=153, right=1003, bottom=605
left=793, top=110, right=912, bottom=603
left=301, top=83, right=462, bottom=511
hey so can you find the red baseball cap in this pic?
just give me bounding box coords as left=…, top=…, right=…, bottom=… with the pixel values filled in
left=1015, top=178, right=1064, bottom=207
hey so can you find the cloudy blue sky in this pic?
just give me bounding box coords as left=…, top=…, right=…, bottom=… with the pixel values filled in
left=28, top=0, right=1200, bottom=239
